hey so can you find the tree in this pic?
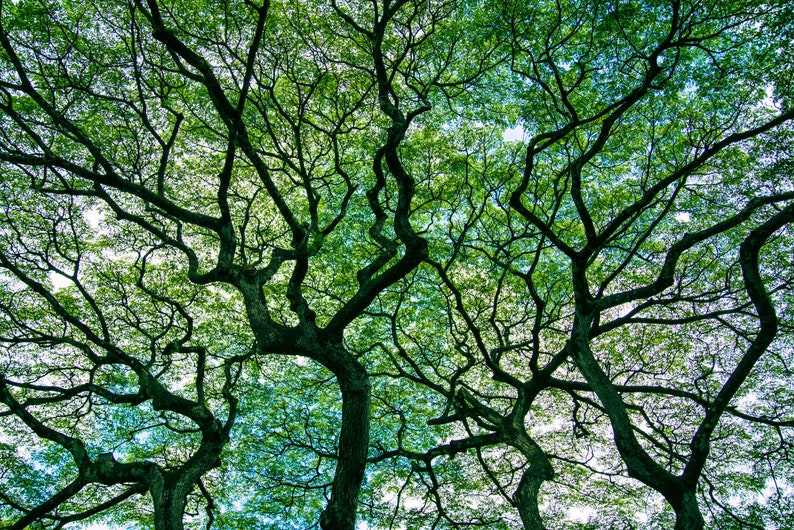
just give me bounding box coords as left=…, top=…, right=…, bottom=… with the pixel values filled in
left=1, top=0, right=793, bottom=529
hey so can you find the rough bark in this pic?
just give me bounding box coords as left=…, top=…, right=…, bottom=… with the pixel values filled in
left=512, top=441, right=553, bottom=530
left=148, top=473, right=188, bottom=530
left=319, top=355, right=371, bottom=530
left=672, top=489, right=705, bottom=530
left=506, top=393, right=554, bottom=530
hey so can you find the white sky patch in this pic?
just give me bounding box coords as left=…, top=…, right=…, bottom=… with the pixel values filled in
left=401, top=496, right=426, bottom=510
left=134, top=430, right=151, bottom=443
left=48, top=270, right=73, bottom=290
left=762, top=85, right=777, bottom=110
left=567, top=505, right=596, bottom=523
left=294, top=355, right=310, bottom=366
left=529, top=417, right=565, bottom=436
left=674, top=211, right=691, bottom=223
left=503, top=125, right=526, bottom=142
left=85, top=205, right=103, bottom=230
left=761, top=476, right=791, bottom=504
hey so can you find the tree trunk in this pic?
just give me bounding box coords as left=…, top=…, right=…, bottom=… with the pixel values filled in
left=148, top=472, right=188, bottom=530
left=672, top=489, right=704, bottom=530
left=514, top=470, right=548, bottom=530
left=146, top=425, right=227, bottom=530
left=320, top=356, right=370, bottom=530
left=511, top=430, right=553, bottom=530
left=152, top=497, right=188, bottom=530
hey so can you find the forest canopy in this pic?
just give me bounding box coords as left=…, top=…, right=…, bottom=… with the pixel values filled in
left=1, top=0, right=793, bottom=528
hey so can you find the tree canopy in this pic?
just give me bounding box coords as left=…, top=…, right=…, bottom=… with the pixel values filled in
left=1, top=0, right=793, bottom=528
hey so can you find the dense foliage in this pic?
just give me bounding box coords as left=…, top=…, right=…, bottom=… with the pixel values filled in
left=1, top=0, right=793, bottom=528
